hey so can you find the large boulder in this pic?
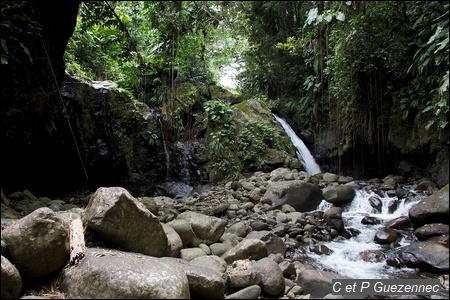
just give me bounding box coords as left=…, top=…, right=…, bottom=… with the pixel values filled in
left=1, top=207, right=69, bottom=279
left=84, top=187, right=168, bottom=257
left=263, top=180, right=323, bottom=212
left=409, top=184, right=449, bottom=227
left=177, top=211, right=227, bottom=245
left=249, top=257, right=285, bottom=296
left=60, top=248, right=190, bottom=298
left=399, top=240, right=449, bottom=273
left=322, top=185, right=356, bottom=204
left=1, top=255, right=22, bottom=299
left=295, top=269, right=344, bottom=298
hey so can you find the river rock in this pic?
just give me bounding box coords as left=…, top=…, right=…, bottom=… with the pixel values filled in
left=323, top=206, right=344, bottom=233
left=409, top=184, right=449, bottom=227
left=59, top=248, right=190, bottom=298
left=359, top=250, right=385, bottom=262
left=368, top=195, right=382, bottom=212
left=190, top=255, right=227, bottom=273
left=162, top=223, right=183, bottom=257
left=374, top=227, right=401, bottom=244
left=263, top=180, right=323, bottom=212
left=228, top=269, right=261, bottom=288
left=322, top=185, right=356, bottom=204
left=221, top=238, right=268, bottom=264
left=383, top=216, right=412, bottom=229
left=179, top=247, right=207, bottom=261
left=84, top=187, right=168, bottom=257
left=177, top=211, right=227, bottom=245
left=167, top=219, right=196, bottom=247
left=245, top=230, right=287, bottom=256
left=1, top=207, right=69, bottom=279
left=399, top=240, right=449, bottom=273
left=414, top=223, right=449, bottom=240
left=225, top=285, right=261, bottom=299
left=249, top=257, right=285, bottom=296
left=323, top=173, right=339, bottom=182
left=295, top=269, right=343, bottom=298
left=1, top=255, right=22, bottom=299
left=181, top=265, right=228, bottom=299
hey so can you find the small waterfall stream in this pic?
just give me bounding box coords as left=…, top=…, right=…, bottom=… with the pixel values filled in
left=310, top=189, right=428, bottom=279
left=273, top=114, right=321, bottom=175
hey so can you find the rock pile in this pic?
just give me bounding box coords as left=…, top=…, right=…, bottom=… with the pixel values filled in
left=1, top=168, right=448, bottom=299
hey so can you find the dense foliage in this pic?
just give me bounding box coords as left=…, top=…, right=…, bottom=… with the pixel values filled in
left=2, top=1, right=448, bottom=181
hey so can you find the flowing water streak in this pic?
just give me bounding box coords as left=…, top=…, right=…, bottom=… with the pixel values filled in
left=311, top=189, right=427, bottom=279
left=158, top=116, right=171, bottom=179
left=273, top=114, right=321, bottom=175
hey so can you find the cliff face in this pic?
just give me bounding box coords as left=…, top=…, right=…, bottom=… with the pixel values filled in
left=0, top=1, right=80, bottom=195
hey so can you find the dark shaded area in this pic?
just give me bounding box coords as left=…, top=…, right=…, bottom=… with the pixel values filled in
left=1, top=1, right=82, bottom=197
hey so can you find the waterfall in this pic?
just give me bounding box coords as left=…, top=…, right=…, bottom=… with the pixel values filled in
left=273, top=114, right=321, bottom=175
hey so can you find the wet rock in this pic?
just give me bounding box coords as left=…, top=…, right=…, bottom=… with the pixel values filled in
left=310, top=244, right=333, bottom=255
left=374, top=227, right=401, bottom=244
left=409, top=184, right=449, bottom=227
left=368, top=195, right=382, bottom=213
left=383, top=216, right=412, bottom=229
left=322, top=185, right=356, bottom=204
left=359, top=250, right=385, bottom=262
left=323, top=206, right=344, bottom=233
left=414, top=223, right=449, bottom=240
left=361, top=215, right=382, bottom=225
left=400, top=240, right=449, bottom=273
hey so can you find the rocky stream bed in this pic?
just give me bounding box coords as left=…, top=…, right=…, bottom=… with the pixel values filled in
left=1, top=168, right=449, bottom=299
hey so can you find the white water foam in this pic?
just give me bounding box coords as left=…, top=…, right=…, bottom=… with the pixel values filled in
left=273, top=114, right=321, bottom=175
left=312, top=189, right=426, bottom=279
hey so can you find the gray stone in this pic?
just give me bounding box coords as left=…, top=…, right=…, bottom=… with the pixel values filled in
left=322, top=185, right=356, bottom=204
left=249, top=257, right=285, bottom=296
left=182, top=265, right=228, bottom=299
left=60, top=248, right=190, bottom=299
left=167, top=219, right=196, bottom=247
left=84, top=187, right=168, bottom=257
left=1, top=207, right=69, bottom=278
left=409, top=184, right=449, bottom=227
left=1, top=255, right=22, bottom=299
left=221, top=238, right=268, bottom=264
left=264, top=180, right=323, bottom=212
left=190, top=255, right=227, bottom=273
left=162, top=223, right=183, bottom=258
left=225, top=285, right=261, bottom=299
left=177, top=211, right=227, bottom=245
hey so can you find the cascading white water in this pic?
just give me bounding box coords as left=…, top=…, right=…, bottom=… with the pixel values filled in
left=310, top=189, right=427, bottom=279
left=273, top=114, right=321, bottom=175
